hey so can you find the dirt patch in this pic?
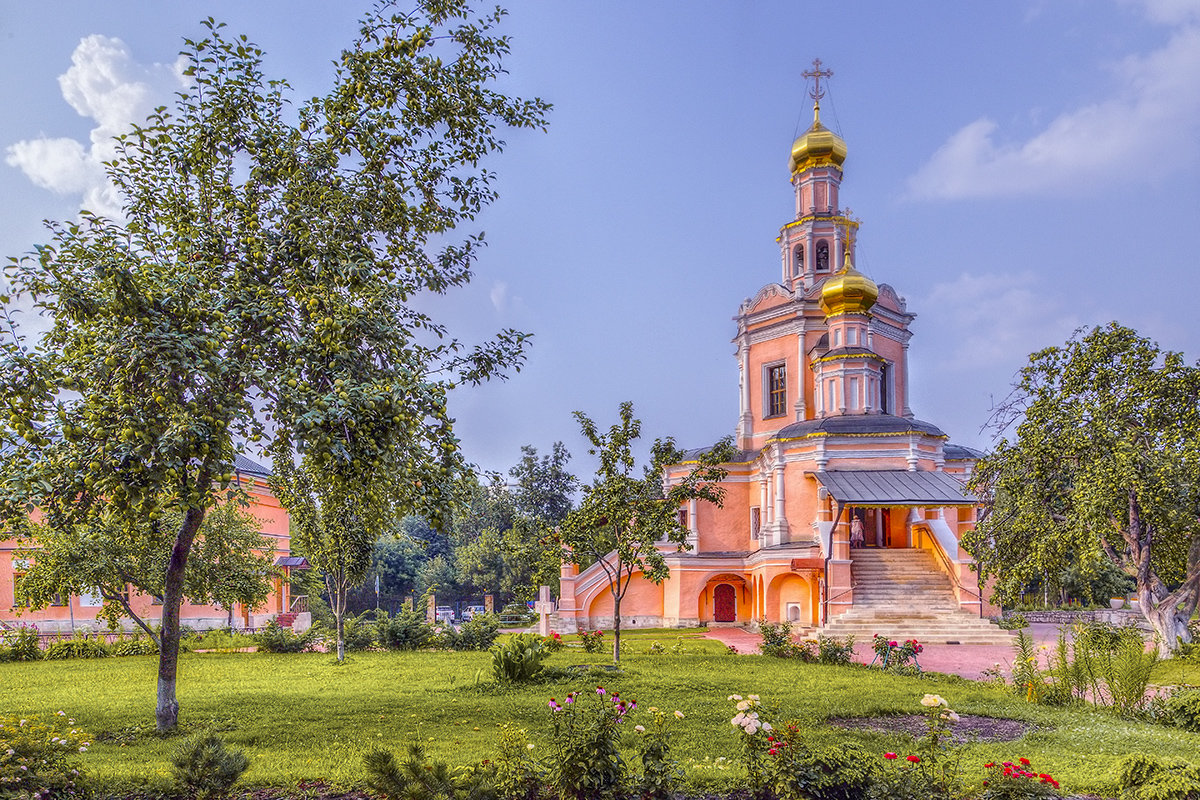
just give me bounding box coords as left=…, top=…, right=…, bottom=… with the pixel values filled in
left=828, top=713, right=1035, bottom=743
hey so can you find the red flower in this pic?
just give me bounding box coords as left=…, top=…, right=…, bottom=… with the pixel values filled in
left=1019, top=757, right=1030, bottom=766
left=906, top=755, right=920, bottom=763
left=884, top=753, right=897, bottom=760
left=767, top=736, right=775, bottom=742
left=984, top=762, right=995, bottom=768
left=768, top=748, right=778, bottom=756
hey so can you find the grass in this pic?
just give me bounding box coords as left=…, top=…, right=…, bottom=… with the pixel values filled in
left=3, top=637, right=1199, bottom=796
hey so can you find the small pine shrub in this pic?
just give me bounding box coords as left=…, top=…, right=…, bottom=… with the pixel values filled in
left=172, top=733, right=250, bottom=800
left=43, top=634, right=112, bottom=660
left=378, top=605, right=433, bottom=650
left=364, top=743, right=494, bottom=800
left=491, top=634, right=550, bottom=683
left=1163, top=688, right=1200, bottom=732
left=456, top=613, right=501, bottom=651
left=1117, top=753, right=1200, bottom=800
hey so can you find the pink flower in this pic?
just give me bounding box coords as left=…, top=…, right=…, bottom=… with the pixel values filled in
left=597, top=686, right=606, bottom=696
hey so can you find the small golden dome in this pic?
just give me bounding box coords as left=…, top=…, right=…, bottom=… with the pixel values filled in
left=820, top=251, right=878, bottom=317
left=789, top=103, right=847, bottom=174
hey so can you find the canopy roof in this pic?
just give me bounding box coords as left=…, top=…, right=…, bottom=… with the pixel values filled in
left=814, top=469, right=977, bottom=507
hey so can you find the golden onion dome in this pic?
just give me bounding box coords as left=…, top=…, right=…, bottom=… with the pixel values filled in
left=789, top=103, right=847, bottom=174
left=820, top=251, right=878, bottom=317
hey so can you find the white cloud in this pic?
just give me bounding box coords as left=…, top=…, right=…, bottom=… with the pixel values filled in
left=921, top=272, right=1085, bottom=370
left=5, top=34, right=187, bottom=219
left=490, top=281, right=509, bottom=312
left=908, top=6, right=1200, bottom=199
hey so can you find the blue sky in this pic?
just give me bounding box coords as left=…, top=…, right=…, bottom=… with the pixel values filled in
left=2, top=1, right=1198, bottom=476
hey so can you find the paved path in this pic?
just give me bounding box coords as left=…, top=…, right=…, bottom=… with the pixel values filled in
left=703, top=622, right=1064, bottom=681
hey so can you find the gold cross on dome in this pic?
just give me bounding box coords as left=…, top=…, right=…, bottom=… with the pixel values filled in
left=802, top=58, right=833, bottom=103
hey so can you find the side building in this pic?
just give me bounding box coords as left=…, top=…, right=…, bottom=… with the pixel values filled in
left=555, top=79, right=1009, bottom=644
left=1, top=454, right=305, bottom=634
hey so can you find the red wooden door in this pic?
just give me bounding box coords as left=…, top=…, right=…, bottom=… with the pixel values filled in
left=713, top=583, right=736, bottom=622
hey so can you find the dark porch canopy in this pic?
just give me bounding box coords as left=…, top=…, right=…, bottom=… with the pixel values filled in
left=813, top=469, right=978, bottom=507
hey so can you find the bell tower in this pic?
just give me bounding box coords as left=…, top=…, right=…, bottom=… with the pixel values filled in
left=778, top=59, right=855, bottom=294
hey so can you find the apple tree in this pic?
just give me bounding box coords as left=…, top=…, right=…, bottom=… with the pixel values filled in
left=0, top=0, right=548, bottom=730
left=966, top=323, right=1200, bottom=653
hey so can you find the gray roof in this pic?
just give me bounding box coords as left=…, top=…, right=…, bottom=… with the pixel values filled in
left=814, top=469, right=977, bottom=506
left=234, top=453, right=272, bottom=478
left=944, top=443, right=986, bottom=461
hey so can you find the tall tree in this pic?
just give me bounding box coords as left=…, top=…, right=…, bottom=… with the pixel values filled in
left=559, top=402, right=735, bottom=663
left=510, top=442, right=578, bottom=524
left=0, top=0, right=547, bottom=730
left=966, top=323, right=1200, bottom=653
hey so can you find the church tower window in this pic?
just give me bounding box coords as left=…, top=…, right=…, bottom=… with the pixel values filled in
left=765, top=363, right=786, bottom=418
left=793, top=245, right=804, bottom=275
left=816, top=240, right=830, bottom=272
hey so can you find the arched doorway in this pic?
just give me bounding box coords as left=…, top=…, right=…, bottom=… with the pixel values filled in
left=713, top=583, right=737, bottom=622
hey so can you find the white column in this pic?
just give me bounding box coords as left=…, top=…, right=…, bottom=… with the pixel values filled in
left=902, top=341, right=913, bottom=417
left=774, top=467, right=787, bottom=540
left=688, top=498, right=699, bottom=548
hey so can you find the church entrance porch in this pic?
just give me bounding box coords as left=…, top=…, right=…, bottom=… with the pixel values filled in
left=699, top=574, right=750, bottom=626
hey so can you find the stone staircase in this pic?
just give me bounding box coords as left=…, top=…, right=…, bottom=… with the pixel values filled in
left=822, top=549, right=1014, bottom=645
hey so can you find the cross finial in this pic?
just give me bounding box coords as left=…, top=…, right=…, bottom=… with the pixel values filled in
left=802, top=58, right=834, bottom=105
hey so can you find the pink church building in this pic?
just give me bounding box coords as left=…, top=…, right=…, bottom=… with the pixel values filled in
left=556, top=75, right=1009, bottom=644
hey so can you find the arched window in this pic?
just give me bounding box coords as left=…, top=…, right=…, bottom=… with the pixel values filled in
left=816, top=240, right=830, bottom=272
left=793, top=245, right=804, bottom=275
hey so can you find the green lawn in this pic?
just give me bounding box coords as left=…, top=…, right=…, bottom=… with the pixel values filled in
left=3, top=640, right=1198, bottom=796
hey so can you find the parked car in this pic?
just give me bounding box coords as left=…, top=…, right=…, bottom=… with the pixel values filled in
left=434, top=606, right=455, bottom=624
left=463, top=605, right=487, bottom=621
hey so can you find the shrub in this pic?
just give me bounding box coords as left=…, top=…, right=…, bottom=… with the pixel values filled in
left=378, top=605, right=433, bottom=651
left=542, top=630, right=565, bottom=652
left=493, top=725, right=544, bottom=800
left=431, top=624, right=461, bottom=650
left=579, top=629, right=604, bottom=653
left=547, top=688, right=632, bottom=800
left=0, top=713, right=89, bottom=798
left=0, top=624, right=42, bottom=661
left=43, top=633, right=111, bottom=660
left=728, top=694, right=775, bottom=794
left=760, top=622, right=815, bottom=661
left=1163, top=688, right=1200, bottom=732
left=112, top=634, right=159, bottom=656
left=997, top=612, right=1028, bottom=630
left=341, top=611, right=378, bottom=651
left=977, top=758, right=1063, bottom=800
left=767, top=724, right=876, bottom=800
left=1116, top=753, right=1200, bottom=800
left=255, top=620, right=318, bottom=653
left=172, top=733, right=250, bottom=800
left=633, top=706, right=684, bottom=800
left=364, top=743, right=494, bottom=800
left=457, top=613, right=501, bottom=651
left=492, top=634, right=550, bottom=683
left=817, top=634, right=855, bottom=665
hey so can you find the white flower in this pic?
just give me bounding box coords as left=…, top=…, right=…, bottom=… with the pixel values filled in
left=56, top=711, right=65, bottom=717
left=79, top=747, right=88, bottom=753
left=674, top=710, right=685, bottom=719
left=634, top=725, right=645, bottom=733
left=736, top=700, right=751, bottom=711
left=731, top=712, right=745, bottom=726
left=748, top=694, right=759, bottom=701
left=526, top=743, right=535, bottom=750
left=762, top=722, right=773, bottom=732
left=920, top=694, right=947, bottom=708
left=727, top=694, right=742, bottom=701
left=943, top=711, right=961, bottom=723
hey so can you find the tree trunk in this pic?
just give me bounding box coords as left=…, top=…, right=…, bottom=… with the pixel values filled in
left=611, top=590, right=621, bottom=664
left=1141, top=597, right=1190, bottom=656
left=156, top=505, right=206, bottom=732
